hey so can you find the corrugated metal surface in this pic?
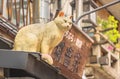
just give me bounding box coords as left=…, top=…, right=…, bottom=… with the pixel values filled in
left=0, top=49, right=68, bottom=79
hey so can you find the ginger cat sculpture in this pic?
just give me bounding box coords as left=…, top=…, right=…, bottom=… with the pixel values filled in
left=13, top=12, right=72, bottom=65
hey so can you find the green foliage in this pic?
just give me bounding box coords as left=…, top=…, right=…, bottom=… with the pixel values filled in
left=115, top=43, right=120, bottom=48
left=97, top=16, right=120, bottom=43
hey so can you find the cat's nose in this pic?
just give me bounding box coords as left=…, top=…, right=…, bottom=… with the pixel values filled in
left=67, top=25, right=70, bottom=28
left=67, top=25, right=71, bottom=29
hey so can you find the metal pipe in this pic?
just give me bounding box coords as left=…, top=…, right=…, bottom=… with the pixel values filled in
left=57, top=0, right=61, bottom=10
left=26, top=0, right=29, bottom=25
left=14, top=0, right=18, bottom=26
left=75, top=0, right=120, bottom=24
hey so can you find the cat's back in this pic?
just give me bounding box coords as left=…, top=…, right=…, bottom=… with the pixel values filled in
left=14, top=23, right=46, bottom=42
left=19, top=23, right=45, bottom=33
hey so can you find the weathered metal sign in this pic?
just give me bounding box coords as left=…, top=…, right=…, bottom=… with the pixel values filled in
left=52, top=24, right=93, bottom=79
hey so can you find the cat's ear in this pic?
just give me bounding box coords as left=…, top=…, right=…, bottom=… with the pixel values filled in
left=57, top=11, right=64, bottom=17
left=69, top=16, right=73, bottom=19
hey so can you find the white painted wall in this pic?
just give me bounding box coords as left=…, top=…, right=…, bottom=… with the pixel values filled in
left=61, top=0, right=72, bottom=16
left=76, top=0, right=83, bottom=28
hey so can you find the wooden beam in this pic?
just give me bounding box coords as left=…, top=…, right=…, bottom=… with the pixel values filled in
left=0, top=68, right=4, bottom=78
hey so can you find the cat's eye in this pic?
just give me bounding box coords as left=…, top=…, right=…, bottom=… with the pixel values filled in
left=64, top=20, right=67, bottom=23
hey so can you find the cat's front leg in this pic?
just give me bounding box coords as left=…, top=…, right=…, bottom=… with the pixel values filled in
left=41, top=40, right=53, bottom=65
left=41, top=54, right=53, bottom=65
left=41, top=42, right=50, bottom=54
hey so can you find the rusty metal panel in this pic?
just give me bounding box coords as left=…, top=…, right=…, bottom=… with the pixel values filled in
left=52, top=24, right=93, bottom=79
left=90, top=55, right=97, bottom=64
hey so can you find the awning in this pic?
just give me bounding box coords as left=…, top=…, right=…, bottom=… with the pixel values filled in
left=99, top=0, right=120, bottom=21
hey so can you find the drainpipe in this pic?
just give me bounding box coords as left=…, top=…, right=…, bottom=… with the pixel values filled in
left=57, top=0, right=61, bottom=10
left=70, top=0, right=75, bottom=21
left=33, top=0, right=40, bottom=23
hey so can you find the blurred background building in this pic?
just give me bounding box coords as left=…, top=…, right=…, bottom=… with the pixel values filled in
left=0, top=0, right=120, bottom=79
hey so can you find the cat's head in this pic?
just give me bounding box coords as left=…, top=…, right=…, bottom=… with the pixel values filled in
left=54, top=12, right=72, bottom=31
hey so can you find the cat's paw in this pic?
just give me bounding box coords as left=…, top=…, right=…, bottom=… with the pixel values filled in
left=41, top=54, right=53, bottom=65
